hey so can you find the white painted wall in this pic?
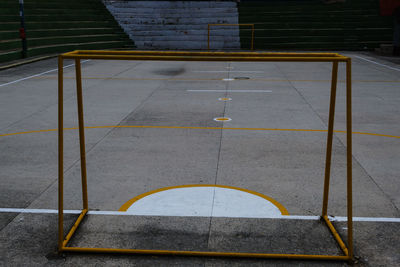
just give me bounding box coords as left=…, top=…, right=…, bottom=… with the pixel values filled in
left=103, top=0, right=240, bottom=50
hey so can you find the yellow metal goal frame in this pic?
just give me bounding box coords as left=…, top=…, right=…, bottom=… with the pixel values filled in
left=208, top=24, right=255, bottom=51
left=58, top=50, right=353, bottom=262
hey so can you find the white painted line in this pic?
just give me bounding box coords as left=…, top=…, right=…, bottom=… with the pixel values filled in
left=354, top=56, right=400, bottom=72
left=0, top=208, right=81, bottom=214
left=222, top=78, right=234, bottom=81
left=279, top=215, right=320, bottom=220
left=1, top=208, right=400, bottom=222
left=330, top=216, right=400, bottom=223
left=187, top=90, right=272, bottom=93
left=0, top=60, right=91, bottom=87
left=193, top=71, right=263, bottom=73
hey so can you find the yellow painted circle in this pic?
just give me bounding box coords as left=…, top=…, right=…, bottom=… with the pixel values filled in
left=214, top=117, right=232, bottom=122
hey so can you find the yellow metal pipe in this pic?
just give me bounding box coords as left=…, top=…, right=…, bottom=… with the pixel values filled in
left=62, top=209, right=88, bottom=247
left=57, top=50, right=354, bottom=261
left=322, top=61, right=338, bottom=216
left=322, top=216, right=348, bottom=256
left=57, top=55, right=64, bottom=251
left=75, top=59, right=89, bottom=210
left=61, top=246, right=350, bottom=260
left=72, top=50, right=342, bottom=57
left=346, top=59, right=354, bottom=260
left=61, top=51, right=76, bottom=56
left=61, top=55, right=348, bottom=62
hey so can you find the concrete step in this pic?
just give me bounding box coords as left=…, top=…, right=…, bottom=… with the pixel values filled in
left=237, top=0, right=390, bottom=50
left=108, top=7, right=238, bottom=15
left=112, top=11, right=238, bottom=19
left=26, top=40, right=133, bottom=57
left=27, top=28, right=125, bottom=38
left=0, top=30, right=19, bottom=40
left=104, top=1, right=240, bottom=49
left=134, top=40, right=239, bottom=50
left=116, top=17, right=236, bottom=25
left=0, top=14, right=111, bottom=22
left=0, top=49, right=21, bottom=63
left=132, top=35, right=240, bottom=42
left=104, top=1, right=237, bottom=8
left=127, top=28, right=239, bottom=35
left=0, top=0, right=134, bottom=63
left=29, top=34, right=129, bottom=48
left=125, top=24, right=240, bottom=31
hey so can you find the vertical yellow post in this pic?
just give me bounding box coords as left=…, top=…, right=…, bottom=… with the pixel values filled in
left=346, top=59, right=353, bottom=261
left=208, top=25, right=210, bottom=51
left=58, top=55, right=64, bottom=251
left=75, top=59, right=89, bottom=210
left=251, top=25, right=255, bottom=51
left=322, top=61, right=338, bottom=216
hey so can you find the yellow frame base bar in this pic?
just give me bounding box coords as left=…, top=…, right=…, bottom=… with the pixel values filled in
left=60, top=211, right=351, bottom=262
left=60, top=246, right=350, bottom=261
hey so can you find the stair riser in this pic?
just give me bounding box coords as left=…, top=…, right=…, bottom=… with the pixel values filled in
left=105, top=0, right=240, bottom=49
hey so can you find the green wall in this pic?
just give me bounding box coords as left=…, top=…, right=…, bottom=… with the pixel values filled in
left=238, top=0, right=393, bottom=50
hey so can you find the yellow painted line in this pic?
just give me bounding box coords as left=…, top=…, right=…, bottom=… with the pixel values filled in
left=0, top=128, right=57, bottom=137
left=0, top=127, right=76, bottom=137
left=0, top=125, right=399, bottom=139
left=214, top=117, right=231, bottom=122
left=32, top=76, right=400, bottom=83
left=118, top=184, right=289, bottom=215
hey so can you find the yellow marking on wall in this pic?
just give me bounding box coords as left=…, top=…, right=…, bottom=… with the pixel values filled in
left=118, top=184, right=289, bottom=215
left=0, top=125, right=399, bottom=139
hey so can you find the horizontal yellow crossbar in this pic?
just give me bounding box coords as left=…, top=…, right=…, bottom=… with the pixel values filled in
left=66, top=50, right=341, bottom=57
left=60, top=51, right=349, bottom=62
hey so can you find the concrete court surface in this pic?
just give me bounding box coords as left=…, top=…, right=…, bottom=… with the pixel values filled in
left=0, top=52, right=399, bottom=266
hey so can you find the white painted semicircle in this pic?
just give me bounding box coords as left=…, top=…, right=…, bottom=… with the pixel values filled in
left=123, top=186, right=287, bottom=218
